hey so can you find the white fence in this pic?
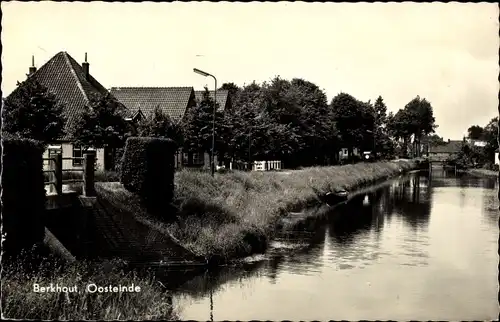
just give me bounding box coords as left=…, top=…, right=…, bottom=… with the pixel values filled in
left=252, top=160, right=282, bottom=171
left=228, top=160, right=282, bottom=171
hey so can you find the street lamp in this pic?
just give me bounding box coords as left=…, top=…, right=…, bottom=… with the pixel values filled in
left=193, top=68, right=217, bottom=176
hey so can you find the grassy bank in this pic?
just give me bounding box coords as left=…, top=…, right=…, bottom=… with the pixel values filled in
left=1, top=252, right=177, bottom=320
left=467, top=168, right=499, bottom=178
left=95, top=160, right=415, bottom=262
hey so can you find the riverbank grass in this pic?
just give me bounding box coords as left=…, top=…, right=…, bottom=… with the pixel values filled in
left=96, top=160, right=415, bottom=261
left=467, top=168, right=499, bottom=178
left=1, top=254, right=177, bottom=320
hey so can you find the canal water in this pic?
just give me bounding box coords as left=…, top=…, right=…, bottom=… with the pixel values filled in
left=166, top=171, right=499, bottom=320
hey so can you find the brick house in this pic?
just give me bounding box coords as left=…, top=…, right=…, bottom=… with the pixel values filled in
left=109, top=87, right=231, bottom=168
left=6, top=52, right=112, bottom=170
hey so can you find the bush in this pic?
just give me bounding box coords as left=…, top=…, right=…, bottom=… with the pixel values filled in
left=120, top=137, right=177, bottom=217
left=482, top=163, right=499, bottom=171
left=95, top=170, right=120, bottom=182
left=1, top=134, right=46, bottom=256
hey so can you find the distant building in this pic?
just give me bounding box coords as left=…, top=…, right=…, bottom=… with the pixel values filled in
left=466, top=138, right=487, bottom=147
left=339, top=147, right=361, bottom=160
left=110, top=87, right=231, bottom=169
left=6, top=52, right=111, bottom=170
left=428, top=140, right=463, bottom=161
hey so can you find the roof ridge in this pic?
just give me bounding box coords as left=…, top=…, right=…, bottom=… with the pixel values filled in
left=24, top=51, right=66, bottom=82
left=194, top=89, right=228, bottom=93
left=111, top=86, right=194, bottom=89
left=62, top=52, right=90, bottom=104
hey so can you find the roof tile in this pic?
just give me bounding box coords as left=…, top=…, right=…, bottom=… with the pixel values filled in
left=194, top=90, right=229, bottom=110
left=429, top=140, right=463, bottom=154
left=7, top=51, right=109, bottom=140
left=109, top=87, right=195, bottom=121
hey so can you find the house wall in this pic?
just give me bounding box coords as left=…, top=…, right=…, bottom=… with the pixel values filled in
left=495, top=152, right=499, bottom=165
left=43, top=143, right=105, bottom=171
left=95, top=148, right=105, bottom=171
left=175, top=150, right=217, bottom=169
left=203, top=152, right=218, bottom=168
left=339, top=147, right=360, bottom=159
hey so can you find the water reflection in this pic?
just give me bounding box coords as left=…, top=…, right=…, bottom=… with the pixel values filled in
left=168, top=171, right=498, bottom=321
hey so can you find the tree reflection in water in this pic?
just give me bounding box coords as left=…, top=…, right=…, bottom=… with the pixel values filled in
left=161, top=171, right=499, bottom=319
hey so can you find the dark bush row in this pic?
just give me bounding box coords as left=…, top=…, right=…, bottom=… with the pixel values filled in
left=1, top=134, right=46, bottom=256
left=119, top=137, right=177, bottom=218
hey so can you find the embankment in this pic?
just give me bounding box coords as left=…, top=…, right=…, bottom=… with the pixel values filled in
left=97, top=160, right=416, bottom=264
left=466, top=168, right=499, bottom=178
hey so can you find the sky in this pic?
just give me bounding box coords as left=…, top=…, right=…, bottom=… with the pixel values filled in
left=2, top=2, right=498, bottom=140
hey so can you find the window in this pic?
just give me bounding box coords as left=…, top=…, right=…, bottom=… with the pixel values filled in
left=193, top=152, right=204, bottom=165
left=73, top=145, right=83, bottom=166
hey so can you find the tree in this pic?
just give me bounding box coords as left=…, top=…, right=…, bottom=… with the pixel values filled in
left=467, top=125, right=484, bottom=140
left=69, top=93, right=131, bottom=151
left=482, top=117, right=498, bottom=162
left=285, top=78, right=339, bottom=166
left=372, top=96, right=394, bottom=158
left=402, top=96, right=437, bottom=157
left=424, top=134, right=445, bottom=146
left=387, top=96, right=437, bottom=158
left=137, top=105, right=183, bottom=146
left=2, top=79, right=66, bottom=145
left=259, top=77, right=306, bottom=166
left=181, top=87, right=225, bottom=165
left=219, top=82, right=241, bottom=102
left=387, top=110, right=413, bottom=157
left=330, top=92, right=375, bottom=158
left=373, top=95, right=388, bottom=128
left=224, top=82, right=266, bottom=164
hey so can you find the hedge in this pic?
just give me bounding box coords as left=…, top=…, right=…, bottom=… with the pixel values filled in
left=119, top=137, right=177, bottom=217
left=1, top=134, right=46, bottom=256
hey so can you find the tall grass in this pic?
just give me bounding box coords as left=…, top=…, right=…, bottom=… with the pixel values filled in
left=96, top=160, right=415, bottom=261
left=1, top=250, right=177, bottom=320
left=467, top=168, right=499, bottom=178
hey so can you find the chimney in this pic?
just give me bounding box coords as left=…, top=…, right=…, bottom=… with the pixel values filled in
left=82, top=52, right=89, bottom=80
left=28, top=55, right=36, bottom=76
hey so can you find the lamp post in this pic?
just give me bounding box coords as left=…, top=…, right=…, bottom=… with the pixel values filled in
left=193, top=68, right=217, bottom=176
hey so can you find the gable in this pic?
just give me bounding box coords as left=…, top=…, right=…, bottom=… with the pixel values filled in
left=194, top=90, right=230, bottom=111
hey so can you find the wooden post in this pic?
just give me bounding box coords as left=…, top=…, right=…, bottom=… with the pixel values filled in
left=83, top=152, right=96, bottom=197
left=55, top=154, right=63, bottom=195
